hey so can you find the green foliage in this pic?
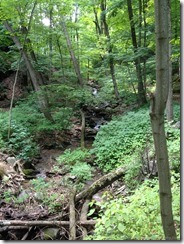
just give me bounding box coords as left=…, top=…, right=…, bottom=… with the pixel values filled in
left=0, top=111, right=39, bottom=160
left=57, top=148, right=90, bottom=165
left=45, top=83, right=95, bottom=108
left=2, top=189, right=13, bottom=203
left=165, top=126, right=180, bottom=173
left=172, top=103, right=180, bottom=121
left=13, top=94, right=73, bottom=133
left=57, top=148, right=93, bottom=188
left=91, top=107, right=152, bottom=187
left=70, top=162, right=93, bottom=182
left=0, top=134, right=6, bottom=150
left=86, top=175, right=180, bottom=240
left=8, top=122, right=39, bottom=161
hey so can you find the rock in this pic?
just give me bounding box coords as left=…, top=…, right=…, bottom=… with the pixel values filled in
left=34, top=192, right=45, bottom=201
left=42, top=228, right=60, bottom=240
left=173, top=121, right=180, bottom=129
left=6, top=157, right=16, bottom=165
left=17, top=190, right=32, bottom=202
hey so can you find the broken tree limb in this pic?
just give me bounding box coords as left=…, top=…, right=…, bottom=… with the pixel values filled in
left=69, top=189, right=76, bottom=240
left=76, top=166, right=125, bottom=202
left=0, top=220, right=96, bottom=228
left=80, top=199, right=90, bottom=239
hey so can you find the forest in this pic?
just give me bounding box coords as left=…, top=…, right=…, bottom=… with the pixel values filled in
left=0, top=0, right=180, bottom=241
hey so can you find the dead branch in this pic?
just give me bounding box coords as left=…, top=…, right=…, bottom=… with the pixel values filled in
left=0, top=220, right=96, bottom=228
left=76, top=166, right=125, bottom=202
left=80, top=199, right=90, bottom=239
left=69, top=189, right=76, bottom=240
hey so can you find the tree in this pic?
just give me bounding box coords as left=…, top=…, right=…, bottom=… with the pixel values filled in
left=60, top=17, right=83, bottom=86
left=149, top=0, right=177, bottom=240
left=99, top=0, right=120, bottom=99
left=92, top=0, right=120, bottom=99
left=127, top=0, right=147, bottom=105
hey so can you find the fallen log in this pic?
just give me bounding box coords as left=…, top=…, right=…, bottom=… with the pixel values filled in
left=0, top=220, right=96, bottom=228
left=76, top=166, right=125, bottom=202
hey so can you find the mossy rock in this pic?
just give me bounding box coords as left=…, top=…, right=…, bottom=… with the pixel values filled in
left=42, top=228, right=60, bottom=240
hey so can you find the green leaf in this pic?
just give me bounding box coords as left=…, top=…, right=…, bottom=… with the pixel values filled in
left=87, top=208, right=96, bottom=216
left=118, top=223, right=125, bottom=233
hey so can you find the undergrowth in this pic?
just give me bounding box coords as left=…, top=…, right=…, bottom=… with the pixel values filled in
left=86, top=172, right=180, bottom=240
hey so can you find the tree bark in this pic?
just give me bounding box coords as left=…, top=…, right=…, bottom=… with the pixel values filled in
left=149, top=0, right=177, bottom=240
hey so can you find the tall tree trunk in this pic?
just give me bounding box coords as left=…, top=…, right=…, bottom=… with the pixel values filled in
left=142, top=0, right=148, bottom=92
left=60, top=18, right=83, bottom=86
left=4, top=21, right=53, bottom=122
left=49, top=5, right=53, bottom=80
left=100, top=0, right=120, bottom=99
left=149, top=0, right=177, bottom=240
left=93, top=7, right=102, bottom=35
left=56, top=37, right=66, bottom=79
left=20, top=26, right=47, bottom=86
left=166, top=0, right=174, bottom=121
left=127, top=0, right=147, bottom=105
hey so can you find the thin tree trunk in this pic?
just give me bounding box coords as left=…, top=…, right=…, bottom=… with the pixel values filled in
left=93, top=7, right=102, bottom=35
left=100, top=0, right=120, bottom=99
left=49, top=5, right=53, bottom=80
left=149, top=0, right=177, bottom=239
left=143, top=0, right=148, bottom=92
left=60, top=18, right=83, bottom=86
left=127, top=0, right=147, bottom=105
left=20, top=26, right=47, bottom=86
left=80, top=109, right=85, bottom=149
left=166, top=0, right=174, bottom=121
left=56, top=37, right=66, bottom=79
